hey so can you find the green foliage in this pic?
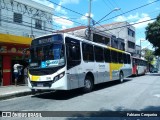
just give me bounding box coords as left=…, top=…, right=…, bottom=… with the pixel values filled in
left=143, top=48, right=154, bottom=64
left=145, top=14, right=160, bottom=55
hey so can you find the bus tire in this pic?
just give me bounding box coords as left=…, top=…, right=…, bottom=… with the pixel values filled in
left=83, top=76, right=93, bottom=93
left=31, top=89, right=36, bottom=95
left=119, top=72, right=124, bottom=83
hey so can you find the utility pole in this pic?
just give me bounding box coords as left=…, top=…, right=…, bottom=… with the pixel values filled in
left=140, top=39, right=142, bottom=58
left=140, top=39, right=146, bottom=58
left=87, top=0, right=92, bottom=40
left=31, top=17, right=33, bottom=36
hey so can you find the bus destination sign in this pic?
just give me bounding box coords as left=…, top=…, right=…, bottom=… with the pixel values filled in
left=39, top=38, right=52, bottom=44
left=32, top=34, right=63, bottom=46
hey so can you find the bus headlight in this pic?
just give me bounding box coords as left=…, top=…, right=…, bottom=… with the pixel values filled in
left=53, top=72, right=65, bottom=83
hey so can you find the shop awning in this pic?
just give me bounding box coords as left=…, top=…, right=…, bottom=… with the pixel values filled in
left=0, top=33, right=32, bottom=45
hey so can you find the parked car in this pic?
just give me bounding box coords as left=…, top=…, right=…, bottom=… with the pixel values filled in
left=150, top=68, right=158, bottom=73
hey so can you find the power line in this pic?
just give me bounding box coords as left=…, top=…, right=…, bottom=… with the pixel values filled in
left=46, top=0, right=159, bottom=32
left=110, top=0, right=125, bottom=16
left=0, top=2, right=86, bottom=30
left=108, top=0, right=117, bottom=9
left=44, top=0, right=88, bottom=26
left=99, top=0, right=160, bottom=23
left=95, top=17, right=156, bottom=34
left=53, top=14, right=86, bottom=26
left=0, top=15, right=57, bottom=33
left=39, top=0, right=159, bottom=32
left=91, top=19, right=115, bottom=35
left=93, top=8, right=121, bottom=26
left=45, top=0, right=86, bottom=17
left=102, top=0, right=113, bottom=11
left=2, top=11, right=63, bottom=30
left=101, top=0, right=124, bottom=23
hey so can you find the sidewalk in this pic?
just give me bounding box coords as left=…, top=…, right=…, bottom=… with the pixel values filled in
left=0, top=85, right=32, bottom=100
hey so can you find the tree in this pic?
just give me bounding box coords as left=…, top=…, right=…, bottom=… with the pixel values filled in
left=143, top=48, right=154, bottom=64
left=145, top=14, right=160, bottom=55
left=142, top=48, right=155, bottom=72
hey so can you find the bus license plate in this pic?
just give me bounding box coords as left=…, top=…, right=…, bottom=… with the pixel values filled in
left=37, top=83, right=43, bottom=87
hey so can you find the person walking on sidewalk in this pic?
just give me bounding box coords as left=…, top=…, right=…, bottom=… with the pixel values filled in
left=24, top=66, right=28, bottom=85
left=13, top=61, right=23, bottom=86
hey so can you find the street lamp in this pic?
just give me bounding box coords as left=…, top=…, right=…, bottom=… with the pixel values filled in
left=140, top=39, right=146, bottom=58
left=87, top=0, right=120, bottom=40
left=87, top=0, right=92, bottom=40
left=31, top=17, right=33, bottom=36
left=93, top=8, right=121, bottom=26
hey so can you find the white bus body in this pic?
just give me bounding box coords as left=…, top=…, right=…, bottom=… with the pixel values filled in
left=27, top=33, right=132, bottom=92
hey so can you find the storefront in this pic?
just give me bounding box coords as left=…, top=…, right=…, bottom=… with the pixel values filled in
left=0, top=33, right=32, bottom=86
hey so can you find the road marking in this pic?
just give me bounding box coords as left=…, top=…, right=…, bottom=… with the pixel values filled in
left=154, top=94, right=160, bottom=98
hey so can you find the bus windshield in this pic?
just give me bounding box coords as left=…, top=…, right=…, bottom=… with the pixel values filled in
left=30, top=44, right=65, bottom=68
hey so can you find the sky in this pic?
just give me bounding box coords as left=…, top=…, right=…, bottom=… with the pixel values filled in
left=33, top=0, right=160, bottom=49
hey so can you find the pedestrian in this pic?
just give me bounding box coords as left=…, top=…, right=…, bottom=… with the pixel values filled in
left=13, top=61, right=23, bottom=86
left=24, top=66, right=28, bottom=85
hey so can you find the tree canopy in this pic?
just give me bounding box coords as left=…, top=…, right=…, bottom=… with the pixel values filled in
left=145, top=14, right=160, bottom=55
left=142, top=48, right=154, bottom=64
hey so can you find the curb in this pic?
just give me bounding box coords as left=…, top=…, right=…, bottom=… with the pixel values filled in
left=0, top=91, right=32, bottom=101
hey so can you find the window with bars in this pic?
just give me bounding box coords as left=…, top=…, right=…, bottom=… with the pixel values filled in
left=13, top=13, right=22, bottom=23
left=128, top=41, right=135, bottom=49
left=35, top=19, right=42, bottom=30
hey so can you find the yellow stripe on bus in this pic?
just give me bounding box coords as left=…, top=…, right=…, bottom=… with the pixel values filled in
left=110, top=63, right=123, bottom=80
left=107, top=46, right=125, bottom=53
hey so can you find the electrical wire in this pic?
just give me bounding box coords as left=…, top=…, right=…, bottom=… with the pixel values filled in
left=1, top=4, right=84, bottom=33
left=99, top=0, right=160, bottom=23
left=0, top=15, right=56, bottom=32
left=102, top=0, right=113, bottom=11
left=31, top=0, right=160, bottom=33
left=45, top=0, right=86, bottom=17
left=53, top=14, right=86, bottom=26
left=0, top=0, right=86, bottom=30
left=94, top=17, right=157, bottom=34
left=1, top=0, right=159, bottom=38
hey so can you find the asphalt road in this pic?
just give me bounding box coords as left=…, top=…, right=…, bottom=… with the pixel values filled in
left=1, top=73, right=160, bottom=120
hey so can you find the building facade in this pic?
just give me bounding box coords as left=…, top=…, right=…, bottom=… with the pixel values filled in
left=135, top=45, right=141, bottom=58
left=58, top=26, right=112, bottom=44
left=0, top=0, right=53, bottom=86
left=99, top=22, right=136, bottom=55
left=58, top=22, right=135, bottom=52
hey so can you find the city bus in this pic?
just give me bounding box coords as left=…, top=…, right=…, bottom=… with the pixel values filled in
left=132, top=56, right=147, bottom=76
left=25, top=33, right=132, bottom=93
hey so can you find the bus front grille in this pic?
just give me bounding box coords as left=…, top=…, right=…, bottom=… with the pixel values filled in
left=31, top=81, right=53, bottom=87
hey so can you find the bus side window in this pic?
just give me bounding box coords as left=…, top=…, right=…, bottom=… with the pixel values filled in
left=118, top=52, right=123, bottom=63
left=66, top=37, right=81, bottom=70
left=104, top=48, right=111, bottom=63
left=127, top=54, right=131, bottom=64
left=111, top=50, right=118, bottom=63
left=123, top=54, right=127, bottom=64
left=94, top=46, right=104, bottom=62
left=82, top=43, right=94, bottom=62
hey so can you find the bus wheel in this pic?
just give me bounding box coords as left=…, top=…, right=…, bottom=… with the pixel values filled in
left=83, top=76, right=93, bottom=93
left=119, top=72, right=124, bottom=83
left=31, top=89, right=36, bottom=95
